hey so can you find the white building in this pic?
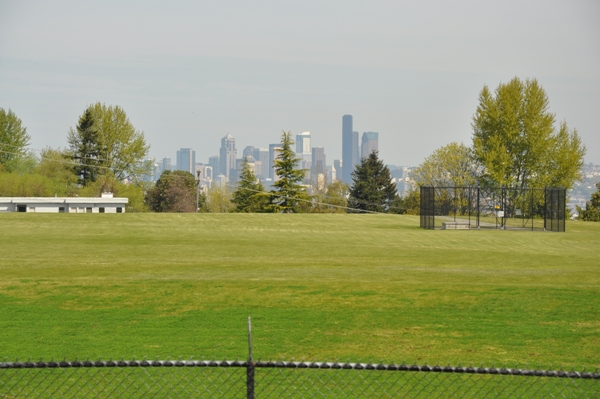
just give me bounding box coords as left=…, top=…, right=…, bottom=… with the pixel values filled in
left=0, top=193, right=128, bottom=213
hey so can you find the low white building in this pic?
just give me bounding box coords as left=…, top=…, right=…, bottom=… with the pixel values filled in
left=0, top=193, right=128, bottom=213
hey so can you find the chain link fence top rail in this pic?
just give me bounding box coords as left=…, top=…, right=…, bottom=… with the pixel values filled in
left=2, top=359, right=598, bottom=398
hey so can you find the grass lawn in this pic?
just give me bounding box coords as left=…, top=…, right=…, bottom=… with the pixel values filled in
left=0, top=213, right=598, bottom=369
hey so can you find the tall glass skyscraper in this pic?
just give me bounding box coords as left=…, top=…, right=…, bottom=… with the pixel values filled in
left=361, top=132, right=379, bottom=159
left=219, top=133, right=237, bottom=178
left=342, top=115, right=358, bottom=184
left=176, top=148, right=195, bottom=174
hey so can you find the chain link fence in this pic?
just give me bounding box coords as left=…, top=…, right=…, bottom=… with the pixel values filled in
left=2, top=359, right=598, bottom=398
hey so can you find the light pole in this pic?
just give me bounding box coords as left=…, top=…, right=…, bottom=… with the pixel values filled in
left=196, top=170, right=202, bottom=213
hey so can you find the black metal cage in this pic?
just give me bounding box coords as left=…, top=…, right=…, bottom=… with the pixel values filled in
left=419, top=186, right=566, bottom=232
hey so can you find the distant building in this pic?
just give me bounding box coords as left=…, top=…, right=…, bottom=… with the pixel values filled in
left=342, top=115, right=358, bottom=184
left=268, top=143, right=282, bottom=180
left=243, top=146, right=255, bottom=158
left=176, top=148, right=195, bottom=174
left=327, top=164, right=337, bottom=185
left=0, top=193, right=128, bottom=213
left=253, top=148, right=269, bottom=179
left=162, top=157, right=172, bottom=171
left=361, top=132, right=379, bottom=159
left=296, top=131, right=312, bottom=169
left=312, top=147, right=326, bottom=182
left=333, top=159, right=342, bottom=182
left=209, top=156, right=219, bottom=176
left=220, top=134, right=237, bottom=178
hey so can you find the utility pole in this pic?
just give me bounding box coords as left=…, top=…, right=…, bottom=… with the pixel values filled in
left=196, top=170, right=202, bottom=213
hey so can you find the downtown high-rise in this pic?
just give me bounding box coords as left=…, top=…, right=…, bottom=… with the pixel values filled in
left=219, top=133, right=237, bottom=178
left=342, top=115, right=358, bottom=184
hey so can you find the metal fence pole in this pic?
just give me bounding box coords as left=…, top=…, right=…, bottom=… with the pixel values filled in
left=247, top=316, right=255, bottom=399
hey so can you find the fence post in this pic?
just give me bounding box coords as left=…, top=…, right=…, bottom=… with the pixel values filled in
left=247, top=316, right=255, bottom=399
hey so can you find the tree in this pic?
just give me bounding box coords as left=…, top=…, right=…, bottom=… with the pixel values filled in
left=146, top=170, right=203, bottom=212
left=231, top=157, right=270, bottom=212
left=206, top=184, right=234, bottom=213
left=578, top=183, right=600, bottom=222
left=34, top=147, right=79, bottom=196
left=68, top=108, right=101, bottom=185
left=412, top=142, right=477, bottom=188
left=311, top=180, right=349, bottom=213
left=68, top=103, right=151, bottom=185
left=270, top=131, right=310, bottom=212
left=0, top=108, right=31, bottom=172
left=472, top=77, right=586, bottom=190
left=348, top=151, right=398, bottom=213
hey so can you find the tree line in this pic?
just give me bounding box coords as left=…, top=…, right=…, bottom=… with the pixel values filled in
left=1, top=77, right=597, bottom=218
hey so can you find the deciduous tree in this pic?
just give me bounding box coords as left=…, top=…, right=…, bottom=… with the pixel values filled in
left=146, top=170, right=203, bottom=212
left=0, top=108, right=31, bottom=172
left=348, top=151, right=398, bottom=213
left=412, top=142, right=476, bottom=188
left=68, top=103, right=151, bottom=185
left=472, top=77, right=585, bottom=190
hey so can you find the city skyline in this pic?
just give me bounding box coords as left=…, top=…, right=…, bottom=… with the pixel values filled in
left=155, top=114, right=386, bottom=181
left=2, top=1, right=599, bottom=167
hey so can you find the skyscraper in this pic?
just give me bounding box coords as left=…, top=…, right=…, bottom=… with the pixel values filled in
left=296, top=132, right=311, bottom=164
left=176, top=148, right=195, bottom=174
left=268, top=143, right=282, bottom=180
left=312, top=147, right=326, bottom=180
left=219, top=133, right=237, bottom=178
left=253, top=148, right=269, bottom=179
left=361, top=132, right=379, bottom=159
left=209, top=156, right=219, bottom=176
left=342, top=115, right=358, bottom=184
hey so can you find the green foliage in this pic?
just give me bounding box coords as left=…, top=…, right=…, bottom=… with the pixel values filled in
left=67, top=108, right=101, bottom=185
left=80, top=173, right=150, bottom=212
left=0, top=108, right=31, bottom=172
left=231, top=157, right=270, bottom=212
left=34, top=147, right=79, bottom=196
left=68, top=103, right=151, bottom=185
left=472, top=77, right=586, bottom=190
left=0, top=171, right=60, bottom=197
left=412, top=142, right=476, bottom=188
left=578, top=183, right=600, bottom=221
left=146, top=170, right=201, bottom=212
left=348, top=151, right=398, bottom=213
left=311, top=180, right=349, bottom=213
left=270, top=131, right=310, bottom=213
left=206, top=184, right=234, bottom=213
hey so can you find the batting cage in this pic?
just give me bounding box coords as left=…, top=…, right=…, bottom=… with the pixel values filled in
left=420, top=186, right=566, bottom=232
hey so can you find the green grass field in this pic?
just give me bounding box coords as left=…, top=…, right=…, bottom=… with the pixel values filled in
left=0, top=213, right=598, bottom=369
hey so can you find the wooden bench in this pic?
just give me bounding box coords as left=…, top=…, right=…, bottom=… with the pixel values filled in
left=442, top=222, right=470, bottom=230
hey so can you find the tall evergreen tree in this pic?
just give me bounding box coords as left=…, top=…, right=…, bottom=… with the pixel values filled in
left=270, top=131, right=310, bottom=212
left=68, top=108, right=101, bottom=185
left=348, top=151, right=398, bottom=213
left=231, top=157, right=269, bottom=212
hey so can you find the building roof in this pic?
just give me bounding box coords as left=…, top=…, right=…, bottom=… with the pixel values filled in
left=0, top=197, right=128, bottom=204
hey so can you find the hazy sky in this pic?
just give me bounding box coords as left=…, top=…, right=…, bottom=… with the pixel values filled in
left=1, top=0, right=599, bottom=167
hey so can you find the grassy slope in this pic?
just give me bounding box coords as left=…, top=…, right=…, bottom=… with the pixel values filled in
left=0, top=213, right=598, bottom=368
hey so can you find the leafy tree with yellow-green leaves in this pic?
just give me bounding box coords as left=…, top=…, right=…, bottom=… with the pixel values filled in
left=0, top=108, right=32, bottom=173
left=472, top=77, right=585, bottom=190
left=68, top=103, right=151, bottom=185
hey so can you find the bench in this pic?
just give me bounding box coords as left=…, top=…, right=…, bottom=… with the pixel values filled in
left=442, top=222, right=470, bottom=230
